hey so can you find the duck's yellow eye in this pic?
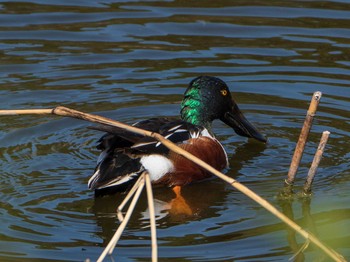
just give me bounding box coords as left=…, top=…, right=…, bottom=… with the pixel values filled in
left=221, top=90, right=228, bottom=96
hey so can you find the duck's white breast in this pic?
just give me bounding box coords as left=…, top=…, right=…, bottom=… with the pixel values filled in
left=140, top=154, right=174, bottom=181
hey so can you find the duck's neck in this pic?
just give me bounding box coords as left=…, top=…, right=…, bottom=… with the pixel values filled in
left=180, top=97, right=212, bottom=131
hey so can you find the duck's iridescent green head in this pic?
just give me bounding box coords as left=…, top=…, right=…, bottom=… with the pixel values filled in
left=181, top=76, right=267, bottom=142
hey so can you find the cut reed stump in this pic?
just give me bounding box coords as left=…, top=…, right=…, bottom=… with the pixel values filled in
left=303, top=131, right=330, bottom=195
left=0, top=106, right=345, bottom=262
left=283, top=91, right=322, bottom=196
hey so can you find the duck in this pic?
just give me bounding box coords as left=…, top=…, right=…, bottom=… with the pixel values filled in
left=88, top=76, right=267, bottom=197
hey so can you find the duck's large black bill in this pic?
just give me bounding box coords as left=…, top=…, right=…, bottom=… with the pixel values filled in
left=221, top=103, right=267, bottom=143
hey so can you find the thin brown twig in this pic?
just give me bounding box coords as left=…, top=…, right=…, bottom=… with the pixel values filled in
left=0, top=106, right=345, bottom=262
left=303, top=131, right=330, bottom=194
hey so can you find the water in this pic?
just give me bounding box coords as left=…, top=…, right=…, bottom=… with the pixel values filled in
left=0, top=1, right=349, bottom=261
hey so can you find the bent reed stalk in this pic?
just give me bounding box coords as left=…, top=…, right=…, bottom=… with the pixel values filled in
left=0, top=106, right=345, bottom=262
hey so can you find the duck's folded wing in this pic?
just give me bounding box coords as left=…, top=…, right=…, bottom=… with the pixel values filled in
left=88, top=152, right=144, bottom=190
left=130, top=121, right=206, bottom=154
left=89, top=117, right=173, bottom=150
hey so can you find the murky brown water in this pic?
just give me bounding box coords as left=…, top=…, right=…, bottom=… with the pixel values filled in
left=0, top=1, right=349, bottom=261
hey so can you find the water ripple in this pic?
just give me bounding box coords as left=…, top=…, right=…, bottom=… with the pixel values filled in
left=0, top=1, right=349, bottom=261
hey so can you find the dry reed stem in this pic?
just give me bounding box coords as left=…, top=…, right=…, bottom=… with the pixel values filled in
left=285, top=91, right=322, bottom=189
left=117, top=174, right=145, bottom=222
left=303, top=131, right=330, bottom=194
left=0, top=109, right=53, bottom=115
left=0, top=106, right=345, bottom=262
left=97, top=174, right=145, bottom=262
left=145, top=173, right=158, bottom=262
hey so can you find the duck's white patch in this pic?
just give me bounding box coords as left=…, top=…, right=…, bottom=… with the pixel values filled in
left=174, top=128, right=188, bottom=133
left=200, top=128, right=213, bottom=138
left=190, top=127, right=212, bottom=139
left=215, top=138, right=229, bottom=168
left=155, top=128, right=189, bottom=147
left=131, top=141, right=156, bottom=149
left=88, top=168, right=100, bottom=189
left=140, top=154, right=174, bottom=181
left=88, top=166, right=142, bottom=190
left=168, top=124, right=183, bottom=132
left=98, top=172, right=139, bottom=189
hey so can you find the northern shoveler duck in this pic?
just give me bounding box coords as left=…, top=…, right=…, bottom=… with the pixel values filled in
left=88, top=76, right=266, bottom=197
